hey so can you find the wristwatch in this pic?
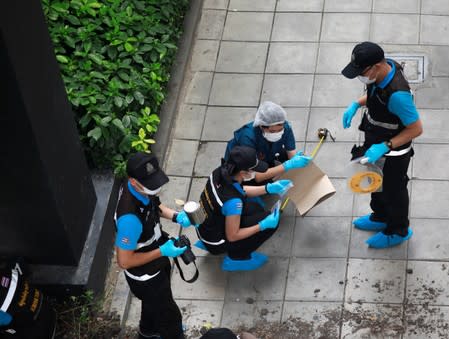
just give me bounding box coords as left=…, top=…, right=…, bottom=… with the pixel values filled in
left=172, top=212, right=179, bottom=223
left=386, top=140, right=393, bottom=149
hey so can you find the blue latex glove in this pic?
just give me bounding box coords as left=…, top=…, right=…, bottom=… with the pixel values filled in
left=283, top=154, right=312, bottom=171
left=259, top=208, right=280, bottom=231
left=176, top=211, right=192, bottom=228
left=159, top=239, right=186, bottom=258
left=266, top=179, right=293, bottom=195
left=342, top=101, right=361, bottom=129
left=0, top=311, right=12, bottom=326
left=364, top=142, right=389, bottom=163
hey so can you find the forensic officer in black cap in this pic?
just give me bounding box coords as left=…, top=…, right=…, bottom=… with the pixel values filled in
left=114, top=152, right=195, bottom=339
left=196, top=146, right=293, bottom=271
left=341, top=41, right=423, bottom=249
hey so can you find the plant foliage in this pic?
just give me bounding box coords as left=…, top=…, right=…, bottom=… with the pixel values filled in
left=42, top=0, right=189, bottom=172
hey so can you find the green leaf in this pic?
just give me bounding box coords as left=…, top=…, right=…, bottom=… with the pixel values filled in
left=124, top=42, right=134, bottom=52
left=112, top=118, right=125, bottom=131
left=138, top=128, right=146, bottom=139
left=122, top=115, right=131, bottom=127
left=87, top=127, right=102, bottom=141
left=134, top=91, right=144, bottom=105
left=114, top=96, right=123, bottom=108
left=56, top=55, right=69, bottom=64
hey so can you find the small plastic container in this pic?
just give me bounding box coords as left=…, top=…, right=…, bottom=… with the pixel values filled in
left=346, top=157, right=384, bottom=194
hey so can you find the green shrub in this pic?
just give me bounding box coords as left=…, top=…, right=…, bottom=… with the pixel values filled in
left=42, top=0, right=189, bottom=173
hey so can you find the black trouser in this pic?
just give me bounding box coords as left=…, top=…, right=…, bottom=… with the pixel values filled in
left=201, top=202, right=277, bottom=259
left=370, top=150, right=412, bottom=237
left=125, top=265, right=184, bottom=339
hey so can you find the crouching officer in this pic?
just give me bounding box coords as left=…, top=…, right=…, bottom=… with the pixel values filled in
left=196, top=146, right=292, bottom=271
left=115, top=152, right=195, bottom=339
left=0, top=259, right=56, bottom=338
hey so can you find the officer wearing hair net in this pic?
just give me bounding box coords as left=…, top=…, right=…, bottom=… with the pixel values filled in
left=225, top=101, right=311, bottom=184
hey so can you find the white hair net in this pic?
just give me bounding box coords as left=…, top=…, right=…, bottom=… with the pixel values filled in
left=253, top=101, right=287, bottom=127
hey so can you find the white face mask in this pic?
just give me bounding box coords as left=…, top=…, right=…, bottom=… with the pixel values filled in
left=242, top=170, right=256, bottom=181
left=140, top=186, right=162, bottom=196
left=263, top=130, right=284, bottom=142
left=357, top=75, right=376, bottom=85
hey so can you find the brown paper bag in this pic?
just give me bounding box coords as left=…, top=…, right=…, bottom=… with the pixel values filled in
left=279, top=161, right=336, bottom=216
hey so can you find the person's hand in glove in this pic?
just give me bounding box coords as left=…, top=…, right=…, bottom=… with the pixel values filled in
left=283, top=154, right=312, bottom=171
left=176, top=211, right=192, bottom=228
left=342, top=101, right=361, bottom=129
left=266, top=179, right=293, bottom=195
left=364, top=142, right=389, bottom=163
left=259, top=207, right=280, bottom=231
left=159, top=239, right=186, bottom=257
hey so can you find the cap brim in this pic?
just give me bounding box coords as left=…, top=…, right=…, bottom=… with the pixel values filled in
left=251, top=159, right=269, bottom=173
left=139, top=169, right=169, bottom=190
left=341, top=62, right=364, bottom=79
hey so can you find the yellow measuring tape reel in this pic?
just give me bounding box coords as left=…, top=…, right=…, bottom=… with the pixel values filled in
left=349, top=170, right=383, bottom=193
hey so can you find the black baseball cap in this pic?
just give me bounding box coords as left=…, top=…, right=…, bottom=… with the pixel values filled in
left=126, top=152, right=169, bottom=190
left=341, top=41, right=385, bottom=79
left=200, top=328, right=238, bottom=339
left=228, top=146, right=268, bottom=173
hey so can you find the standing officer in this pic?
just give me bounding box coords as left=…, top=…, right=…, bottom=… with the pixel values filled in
left=197, top=146, right=293, bottom=271
left=341, top=41, right=423, bottom=248
left=114, top=152, right=194, bottom=339
left=225, top=101, right=311, bottom=184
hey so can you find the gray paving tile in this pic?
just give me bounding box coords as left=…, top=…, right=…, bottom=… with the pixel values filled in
left=371, top=14, right=420, bottom=44
left=172, top=256, right=227, bottom=299
left=404, top=305, right=449, bottom=339
left=197, top=9, right=226, bottom=40
left=422, top=0, right=449, bottom=15
left=321, top=13, right=370, bottom=42
left=305, top=141, right=356, bottom=178
left=416, top=78, right=449, bottom=109
left=159, top=176, right=191, bottom=210
left=430, top=46, right=449, bottom=76
left=188, top=177, right=208, bottom=201
left=125, top=296, right=141, bottom=328
left=353, top=192, right=372, bottom=217
left=286, top=258, right=346, bottom=301
left=307, top=107, right=361, bottom=142
left=281, top=302, right=342, bottom=338
left=341, top=303, right=403, bottom=339
left=272, top=13, right=322, bottom=42
left=222, top=12, right=273, bottom=41
left=421, top=15, right=449, bottom=44
left=176, top=300, right=224, bottom=338
left=410, top=180, right=449, bottom=219
left=184, top=72, right=213, bottom=104
left=228, top=0, right=276, bottom=11
left=415, top=109, right=449, bottom=143
left=305, top=178, right=354, bottom=217
left=261, top=74, right=314, bottom=106
left=285, top=107, right=309, bottom=142
left=312, top=75, right=365, bottom=107
left=373, top=0, right=420, bottom=13
left=292, top=216, right=351, bottom=257
left=316, top=42, right=354, bottom=74
left=349, top=227, right=408, bottom=260
left=220, top=301, right=282, bottom=328
left=412, top=144, right=449, bottom=180
left=226, top=257, right=289, bottom=301
left=345, top=259, right=406, bottom=303
left=406, top=260, right=449, bottom=305
left=276, top=0, right=324, bottom=12
left=194, top=142, right=227, bottom=176
left=165, top=139, right=199, bottom=176
left=266, top=42, right=318, bottom=73
left=203, top=0, right=229, bottom=9
left=216, top=41, right=268, bottom=73
left=174, top=105, right=206, bottom=140
left=258, top=216, right=295, bottom=256
left=190, top=40, right=220, bottom=72
left=324, top=0, right=372, bottom=12
left=408, top=218, right=449, bottom=260
left=209, top=73, right=263, bottom=106
left=202, top=106, right=256, bottom=141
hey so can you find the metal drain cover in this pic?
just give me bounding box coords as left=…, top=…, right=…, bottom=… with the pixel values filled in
left=386, top=54, right=425, bottom=83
